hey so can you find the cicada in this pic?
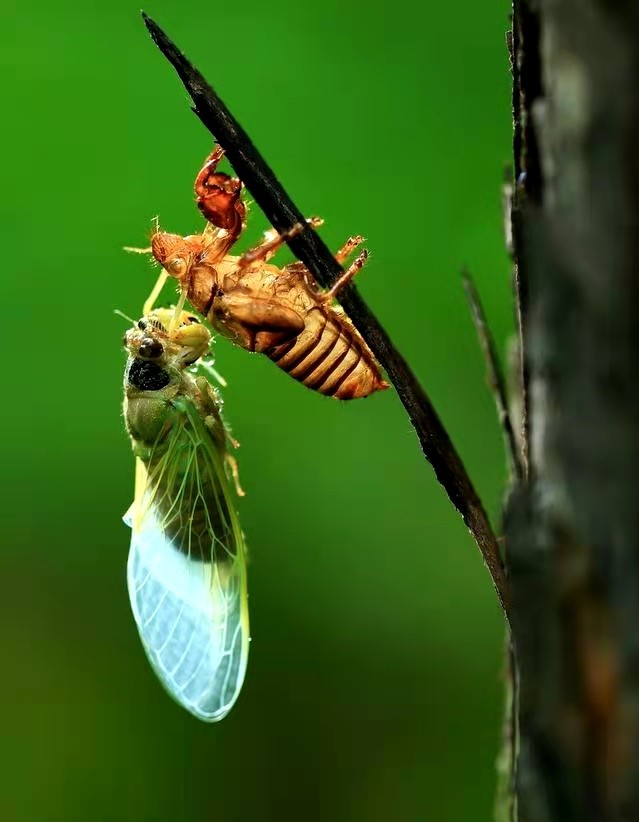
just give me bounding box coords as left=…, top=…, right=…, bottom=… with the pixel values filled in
left=140, top=147, right=388, bottom=400
left=122, top=308, right=249, bottom=721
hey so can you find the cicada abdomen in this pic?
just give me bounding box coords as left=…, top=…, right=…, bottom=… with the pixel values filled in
left=266, top=312, right=386, bottom=399
left=201, top=260, right=388, bottom=399
left=144, top=147, right=388, bottom=400
left=122, top=309, right=249, bottom=722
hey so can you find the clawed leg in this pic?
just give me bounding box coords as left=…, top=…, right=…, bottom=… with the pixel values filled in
left=168, top=289, right=188, bottom=334
left=225, top=453, right=245, bottom=497
left=238, top=217, right=323, bottom=268
left=195, top=145, right=246, bottom=246
left=124, top=244, right=167, bottom=317
left=321, top=248, right=369, bottom=302
left=285, top=233, right=366, bottom=282
left=195, top=145, right=225, bottom=180
left=139, top=266, right=185, bottom=328
left=213, top=288, right=305, bottom=345
left=143, top=270, right=169, bottom=316
left=198, top=373, right=245, bottom=496
left=334, top=235, right=365, bottom=265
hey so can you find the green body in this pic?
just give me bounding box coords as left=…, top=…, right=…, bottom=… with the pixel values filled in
left=124, top=364, right=237, bottom=562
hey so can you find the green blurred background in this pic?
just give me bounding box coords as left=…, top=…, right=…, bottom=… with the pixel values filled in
left=3, top=0, right=513, bottom=819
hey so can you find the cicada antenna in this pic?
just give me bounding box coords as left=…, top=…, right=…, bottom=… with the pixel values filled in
left=123, top=245, right=153, bottom=254
left=114, top=308, right=136, bottom=324
left=123, top=239, right=170, bottom=317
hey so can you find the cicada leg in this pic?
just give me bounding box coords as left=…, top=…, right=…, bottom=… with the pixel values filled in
left=195, top=146, right=246, bottom=247
left=237, top=217, right=323, bottom=269
left=334, top=235, right=365, bottom=264
left=122, top=241, right=167, bottom=315
left=197, top=376, right=246, bottom=497
left=143, top=270, right=170, bottom=316
left=211, top=288, right=306, bottom=351
left=283, top=234, right=367, bottom=301
left=321, top=248, right=369, bottom=303
left=168, top=288, right=188, bottom=334
left=224, top=453, right=245, bottom=497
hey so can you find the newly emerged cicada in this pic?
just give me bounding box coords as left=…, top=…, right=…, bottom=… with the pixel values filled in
left=140, top=147, right=388, bottom=400
left=123, top=308, right=249, bottom=721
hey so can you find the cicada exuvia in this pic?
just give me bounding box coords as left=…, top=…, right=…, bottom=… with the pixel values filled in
left=122, top=308, right=249, bottom=721
left=136, top=146, right=388, bottom=400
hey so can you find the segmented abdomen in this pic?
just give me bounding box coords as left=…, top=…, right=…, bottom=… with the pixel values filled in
left=265, top=308, right=387, bottom=400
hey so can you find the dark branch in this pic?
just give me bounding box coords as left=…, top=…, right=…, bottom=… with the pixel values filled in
left=463, top=269, right=523, bottom=481
left=141, top=12, right=509, bottom=616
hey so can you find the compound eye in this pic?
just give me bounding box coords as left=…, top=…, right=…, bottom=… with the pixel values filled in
left=138, top=338, right=164, bottom=359
left=168, top=257, right=187, bottom=276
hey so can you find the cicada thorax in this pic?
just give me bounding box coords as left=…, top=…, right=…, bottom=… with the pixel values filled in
left=124, top=312, right=236, bottom=563
left=124, top=360, right=178, bottom=447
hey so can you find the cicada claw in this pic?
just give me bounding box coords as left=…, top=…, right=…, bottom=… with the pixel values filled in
left=195, top=146, right=246, bottom=240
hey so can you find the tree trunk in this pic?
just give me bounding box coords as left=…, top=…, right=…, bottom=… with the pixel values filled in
left=507, top=1, right=639, bottom=819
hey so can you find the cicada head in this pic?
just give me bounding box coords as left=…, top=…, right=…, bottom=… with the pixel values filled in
left=150, top=230, right=202, bottom=286
left=125, top=310, right=211, bottom=370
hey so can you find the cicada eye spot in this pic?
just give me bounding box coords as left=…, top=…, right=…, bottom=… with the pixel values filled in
left=168, top=257, right=187, bottom=277
left=139, top=338, right=164, bottom=359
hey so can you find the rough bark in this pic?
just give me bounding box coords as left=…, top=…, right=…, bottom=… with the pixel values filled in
left=507, top=1, right=639, bottom=819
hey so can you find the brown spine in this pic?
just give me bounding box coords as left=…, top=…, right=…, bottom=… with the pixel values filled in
left=269, top=309, right=387, bottom=400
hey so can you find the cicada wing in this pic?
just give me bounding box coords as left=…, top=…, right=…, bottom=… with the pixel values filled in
left=126, top=456, right=249, bottom=722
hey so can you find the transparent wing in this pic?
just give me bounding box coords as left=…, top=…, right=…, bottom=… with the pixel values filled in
left=125, top=412, right=249, bottom=722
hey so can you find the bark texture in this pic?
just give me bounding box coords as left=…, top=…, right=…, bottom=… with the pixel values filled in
left=507, top=2, right=639, bottom=819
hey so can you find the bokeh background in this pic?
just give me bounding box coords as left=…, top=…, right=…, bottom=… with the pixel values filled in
left=3, top=1, right=514, bottom=819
